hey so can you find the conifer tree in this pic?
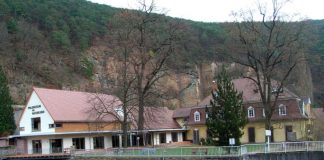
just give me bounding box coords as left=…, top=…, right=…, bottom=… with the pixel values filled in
left=206, top=66, right=247, bottom=146
left=0, top=66, right=16, bottom=136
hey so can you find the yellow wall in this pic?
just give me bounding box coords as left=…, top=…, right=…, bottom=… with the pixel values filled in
left=182, top=118, right=313, bottom=144
left=240, top=119, right=311, bottom=143
left=186, top=125, right=208, bottom=141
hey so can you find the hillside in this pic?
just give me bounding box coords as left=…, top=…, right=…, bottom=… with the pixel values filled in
left=0, top=0, right=322, bottom=107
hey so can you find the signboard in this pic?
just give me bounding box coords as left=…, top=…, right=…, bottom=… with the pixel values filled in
left=28, top=105, right=45, bottom=115
left=265, top=130, right=271, bottom=136
left=229, top=138, right=235, bottom=145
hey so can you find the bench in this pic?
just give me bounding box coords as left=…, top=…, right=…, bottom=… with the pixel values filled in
left=192, top=148, right=208, bottom=155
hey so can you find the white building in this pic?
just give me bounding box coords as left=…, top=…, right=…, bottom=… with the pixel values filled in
left=15, top=87, right=185, bottom=154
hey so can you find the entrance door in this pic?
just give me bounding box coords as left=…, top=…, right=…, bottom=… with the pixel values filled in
left=182, top=132, right=187, bottom=141
left=159, top=133, right=166, bottom=144
left=171, top=132, right=178, bottom=142
left=50, top=139, right=62, bottom=153
left=146, top=133, right=152, bottom=145
left=112, top=135, right=119, bottom=148
left=285, top=126, right=293, bottom=141
left=32, top=140, right=42, bottom=154
left=193, top=129, right=200, bottom=144
left=248, top=127, right=255, bottom=143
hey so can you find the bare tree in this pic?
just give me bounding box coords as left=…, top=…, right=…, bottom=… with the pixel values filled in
left=88, top=9, right=140, bottom=148
left=89, top=0, right=184, bottom=146
left=128, top=0, right=183, bottom=132
left=229, top=0, right=309, bottom=131
left=106, top=0, right=184, bottom=131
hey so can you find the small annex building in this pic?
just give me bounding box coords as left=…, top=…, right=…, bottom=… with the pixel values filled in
left=15, top=87, right=185, bottom=154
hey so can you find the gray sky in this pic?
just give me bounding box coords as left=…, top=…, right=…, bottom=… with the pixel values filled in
left=89, top=0, right=324, bottom=22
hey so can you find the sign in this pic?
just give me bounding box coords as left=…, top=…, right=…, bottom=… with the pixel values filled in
left=28, top=105, right=45, bottom=115
left=28, top=105, right=41, bottom=109
left=229, top=138, right=235, bottom=145
left=32, top=110, right=45, bottom=115
left=265, top=130, right=271, bottom=136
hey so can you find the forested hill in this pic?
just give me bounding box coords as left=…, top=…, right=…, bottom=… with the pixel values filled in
left=0, top=0, right=323, bottom=106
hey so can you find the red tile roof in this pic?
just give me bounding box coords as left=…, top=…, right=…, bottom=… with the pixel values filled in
left=172, top=107, right=192, bottom=118
left=29, top=87, right=181, bottom=130
left=312, top=108, right=324, bottom=121
left=173, top=78, right=306, bottom=122
left=33, top=87, right=120, bottom=122
left=198, top=78, right=298, bottom=106
left=130, top=107, right=181, bottom=130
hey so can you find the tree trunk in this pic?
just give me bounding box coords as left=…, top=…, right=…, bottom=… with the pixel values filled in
left=137, top=96, right=144, bottom=131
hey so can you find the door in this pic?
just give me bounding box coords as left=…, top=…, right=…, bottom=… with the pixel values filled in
left=159, top=133, right=166, bottom=144
left=171, top=132, right=178, bottom=142
left=248, top=127, right=255, bottom=143
left=193, top=129, right=200, bottom=144
left=50, top=139, right=62, bottom=153
left=285, top=126, right=293, bottom=141
left=32, top=140, right=42, bottom=154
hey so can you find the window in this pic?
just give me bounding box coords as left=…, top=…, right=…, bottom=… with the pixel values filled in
left=93, top=137, right=105, bottom=149
left=49, top=123, right=62, bottom=128
left=49, top=124, right=55, bottom=128
left=72, top=138, right=85, bottom=149
left=279, top=104, right=287, bottom=115
left=111, top=135, right=119, bottom=148
left=171, top=132, right=178, bottom=142
left=50, top=139, right=62, bottom=153
left=248, top=107, right=255, bottom=118
left=31, top=117, right=41, bottom=131
left=194, top=111, right=200, bottom=122
left=19, top=127, right=25, bottom=131
left=115, top=107, right=124, bottom=118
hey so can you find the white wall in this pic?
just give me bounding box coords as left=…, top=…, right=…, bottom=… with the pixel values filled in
left=153, top=133, right=160, bottom=145
left=26, top=134, right=113, bottom=154
left=166, top=132, right=172, bottom=143
left=152, top=131, right=184, bottom=145
left=178, top=132, right=183, bottom=142
left=20, top=91, right=55, bottom=135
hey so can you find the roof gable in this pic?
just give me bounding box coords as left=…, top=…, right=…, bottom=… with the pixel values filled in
left=32, top=87, right=120, bottom=122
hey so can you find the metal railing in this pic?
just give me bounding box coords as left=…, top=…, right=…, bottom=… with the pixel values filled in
left=1, top=141, right=324, bottom=158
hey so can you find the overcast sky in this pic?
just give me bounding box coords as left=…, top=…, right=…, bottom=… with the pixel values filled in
left=89, top=0, right=324, bottom=22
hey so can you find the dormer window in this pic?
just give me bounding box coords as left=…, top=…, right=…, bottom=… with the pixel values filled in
left=279, top=104, right=287, bottom=116
left=194, top=111, right=200, bottom=122
left=248, top=106, right=255, bottom=118
left=115, top=107, right=124, bottom=118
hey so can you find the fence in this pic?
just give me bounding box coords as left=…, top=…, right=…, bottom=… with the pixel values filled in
left=75, top=141, right=324, bottom=158
left=1, top=141, right=324, bottom=158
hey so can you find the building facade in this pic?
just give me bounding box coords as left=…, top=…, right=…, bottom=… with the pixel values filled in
left=173, top=78, right=313, bottom=144
left=15, top=87, right=185, bottom=154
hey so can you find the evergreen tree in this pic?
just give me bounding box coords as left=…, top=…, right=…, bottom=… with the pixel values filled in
left=206, top=66, right=247, bottom=146
left=0, top=66, right=16, bottom=136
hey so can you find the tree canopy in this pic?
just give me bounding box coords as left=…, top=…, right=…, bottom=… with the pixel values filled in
left=0, top=66, right=15, bottom=136
left=206, top=66, right=247, bottom=146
